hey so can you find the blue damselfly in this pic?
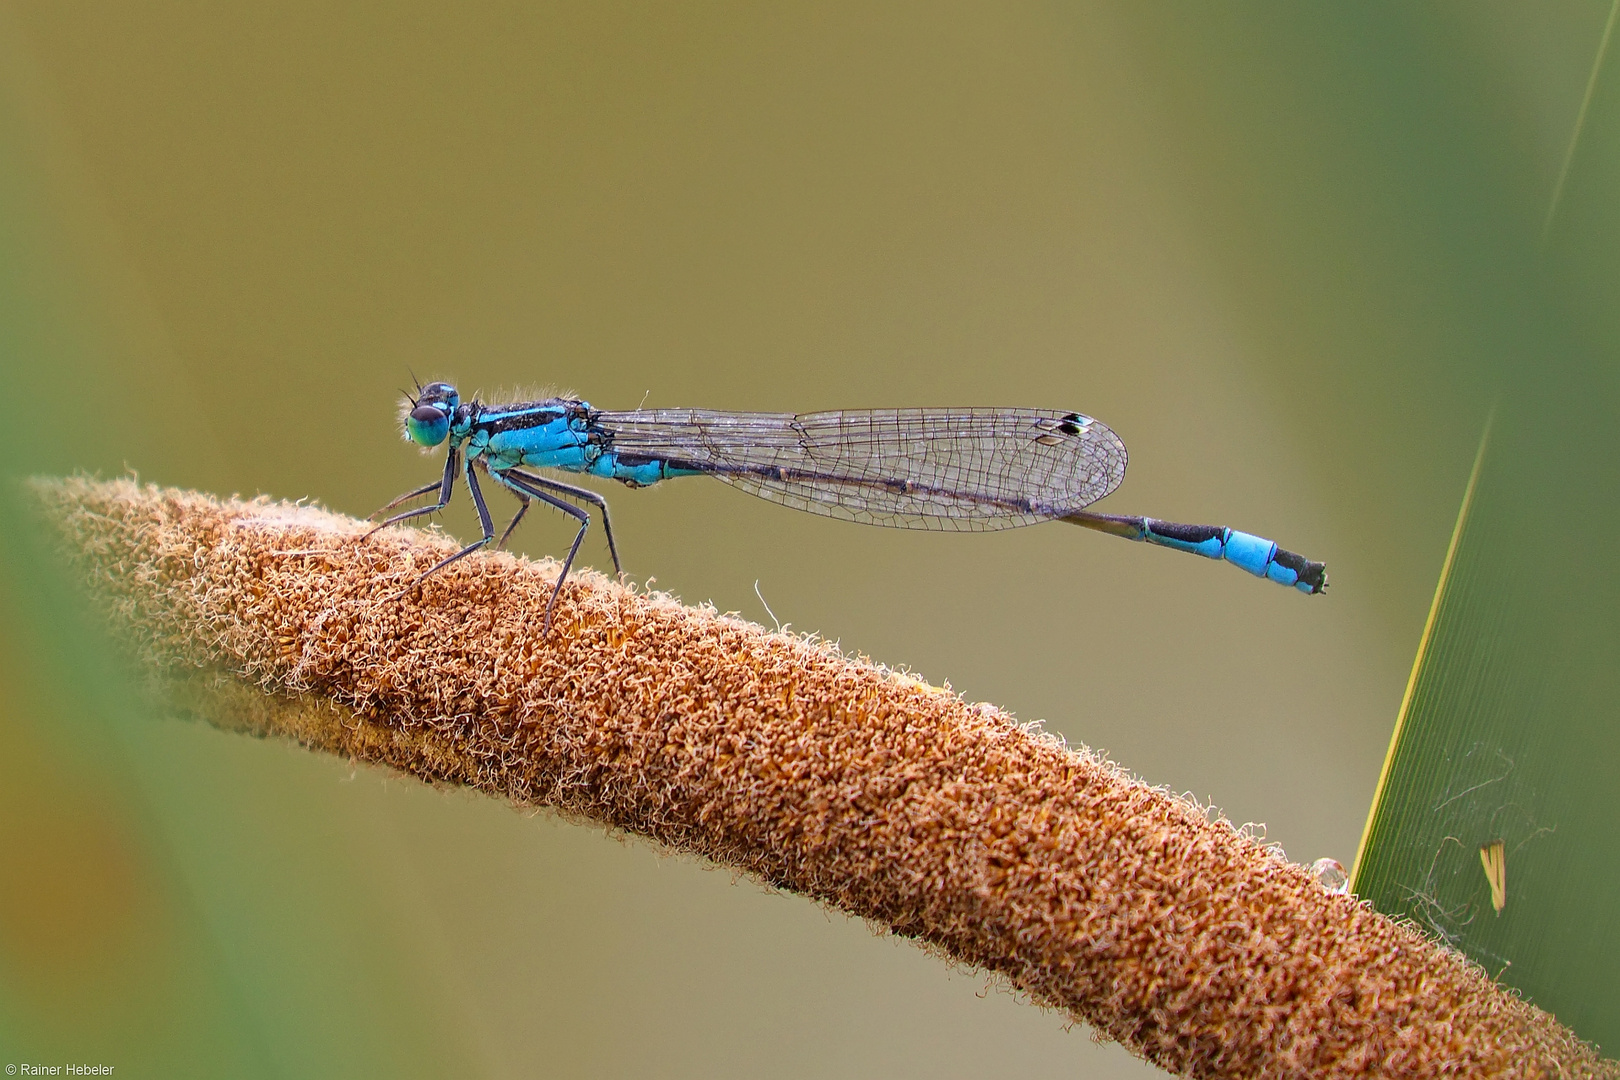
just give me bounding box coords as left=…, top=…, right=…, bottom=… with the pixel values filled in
left=370, top=382, right=1327, bottom=628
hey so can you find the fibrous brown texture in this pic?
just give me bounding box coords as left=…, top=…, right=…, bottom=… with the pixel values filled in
left=32, top=477, right=1614, bottom=1079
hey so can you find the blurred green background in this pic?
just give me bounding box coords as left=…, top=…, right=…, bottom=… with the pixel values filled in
left=2, top=3, right=1615, bottom=1075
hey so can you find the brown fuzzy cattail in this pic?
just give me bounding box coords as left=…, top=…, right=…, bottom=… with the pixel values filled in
left=31, top=476, right=1614, bottom=1079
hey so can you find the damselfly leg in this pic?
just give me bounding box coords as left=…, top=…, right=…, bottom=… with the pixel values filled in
left=365, top=448, right=460, bottom=538
left=399, top=455, right=498, bottom=592
left=501, top=468, right=621, bottom=577
left=488, top=467, right=599, bottom=630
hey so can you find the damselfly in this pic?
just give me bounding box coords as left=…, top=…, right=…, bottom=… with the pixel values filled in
left=369, top=382, right=1327, bottom=628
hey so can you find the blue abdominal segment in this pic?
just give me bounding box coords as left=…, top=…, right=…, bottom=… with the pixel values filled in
left=586, top=455, right=703, bottom=485
left=1063, top=512, right=1327, bottom=594
left=1137, top=520, right=1229, bottom=559
left=1220, top=529, right=1277, bottom=576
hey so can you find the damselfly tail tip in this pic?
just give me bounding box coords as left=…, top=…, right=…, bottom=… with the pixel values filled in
left=1269, top=547, right=1328, bottom=595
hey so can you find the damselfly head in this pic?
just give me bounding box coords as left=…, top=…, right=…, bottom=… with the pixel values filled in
left=403, top=381, right=459, bottom=447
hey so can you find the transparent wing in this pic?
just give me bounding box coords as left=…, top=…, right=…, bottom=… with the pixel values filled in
left=592, top=407, right=1127, bottom=531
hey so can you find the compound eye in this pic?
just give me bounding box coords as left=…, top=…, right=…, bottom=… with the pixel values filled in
left=406, top=403, right=451, bottom=447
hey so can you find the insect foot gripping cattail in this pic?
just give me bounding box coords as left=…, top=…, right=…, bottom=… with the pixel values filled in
left=30, top=476, right=1618, bottom=1080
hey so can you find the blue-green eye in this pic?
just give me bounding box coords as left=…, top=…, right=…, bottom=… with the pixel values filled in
left=407, top=404, right=450, bottom=447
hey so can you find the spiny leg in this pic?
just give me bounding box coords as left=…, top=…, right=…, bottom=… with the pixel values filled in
left=496, top=498, right=530, bottom=550
left=401, top=455, right=497, bottom=591
left=487, top=476, right=592, bottom=553
left=373, top=479, right=441, bottom=515
left=505, top=467, right=622, bottom=577
left=490, top=467, right=593, bottom=631
left=365, top=447, right=460, bottom=540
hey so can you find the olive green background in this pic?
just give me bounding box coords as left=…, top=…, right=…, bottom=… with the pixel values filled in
left=1, top=4, right=1614, bottom=1076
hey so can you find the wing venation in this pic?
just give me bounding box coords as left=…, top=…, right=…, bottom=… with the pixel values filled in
left=593, top=407, right=1127, bottom=531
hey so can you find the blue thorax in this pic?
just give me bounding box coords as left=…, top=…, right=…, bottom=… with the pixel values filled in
left=405, top=385, right=694, bottom=487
